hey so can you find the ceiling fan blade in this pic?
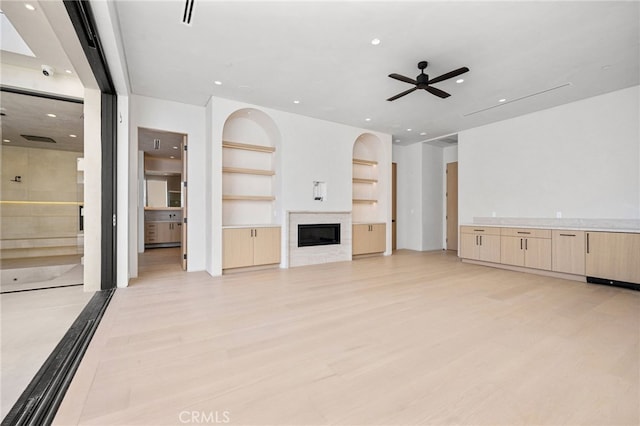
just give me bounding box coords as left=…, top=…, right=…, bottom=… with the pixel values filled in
left=389, top=73, right=417, bottom=85
left=425, top=86, right=451, bottom=98
left=387, top=87, right=417, bottom=101
left=428, top=67, right=469, bottom=85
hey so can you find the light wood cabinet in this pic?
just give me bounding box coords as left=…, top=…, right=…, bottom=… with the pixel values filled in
left=459, top=226, right=501, bottom=263
left=585, top=232, right=640, bottom=284
left=223, top=227, right=281, bottom=269
left=352, top=223, right=386, bottom=255
left=145, top=222, right=181, bottom=245
left=552, top=230, right=585, bottom=275
left=500, top=228, right=551, bottom=271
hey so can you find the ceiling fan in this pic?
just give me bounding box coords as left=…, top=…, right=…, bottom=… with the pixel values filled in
left=387, top=61, right=469, bottom=101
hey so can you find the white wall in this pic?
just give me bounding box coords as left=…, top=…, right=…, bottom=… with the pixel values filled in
left=392, top=143, right=424, bottom=251
left=209, top=97, right=392, bottom=274
left=129, top=95, right=207, bottom=273
left=459, top=86, right=640, bottom=225
left=83, top=88, right=101, bottom=291
left=422, top=144, right=444, bottom=250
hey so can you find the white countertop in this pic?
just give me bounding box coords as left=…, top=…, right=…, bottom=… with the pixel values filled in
left=461, top=223, right=640, bottom=234
left=222, top=224, right=281, bottom=229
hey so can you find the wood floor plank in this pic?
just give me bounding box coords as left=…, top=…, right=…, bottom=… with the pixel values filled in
left=54, top=250, right=640, bottom=425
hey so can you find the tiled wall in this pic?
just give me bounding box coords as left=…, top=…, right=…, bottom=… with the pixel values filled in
left=1, top=146, right=83, bottom=258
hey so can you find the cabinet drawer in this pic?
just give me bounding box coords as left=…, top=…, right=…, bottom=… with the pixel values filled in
left=460, top=226, right=501, bottom=236
left=501, top=228, right=551, bottom=238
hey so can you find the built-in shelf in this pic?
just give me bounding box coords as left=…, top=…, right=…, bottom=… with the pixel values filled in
left=353, top=199, right=377, bottom=204
left=223, top=167, right=275, bottom=176
left=223, top=195, right=276, bottom=201
left=222, top=140, right=276, bottom=153
left=353, top=158, right=378, bottom=166
left=352, top=178, right=378, bottom=184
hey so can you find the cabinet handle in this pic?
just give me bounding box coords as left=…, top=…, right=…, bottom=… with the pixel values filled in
left=479, top=235, right=482, bottom=246
left=586, top=233, right=590, bottom=254
left=559, top=233, right=576, bottom=237
left=475, top=235, right=478, bottom=245
left=517, top=231, right=531, bottom=235
left=254, top=229, right=258, bottom=237
left=250, top=229, right=254, bottom=237
left=525, top=239, right=528, bottom=250
left=473, top=229, right=485, bottom=232
left=520, top=238, right=523, bottom=250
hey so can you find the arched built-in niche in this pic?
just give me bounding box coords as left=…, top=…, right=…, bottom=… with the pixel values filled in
left=352, top=133, right=383, bottom=223
left=222, top=108, right=281, bottom=226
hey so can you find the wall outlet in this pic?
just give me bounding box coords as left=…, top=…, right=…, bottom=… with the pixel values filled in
left=556, top=211, right=562, bottom=218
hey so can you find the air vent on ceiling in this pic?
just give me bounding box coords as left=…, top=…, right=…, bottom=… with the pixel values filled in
left=464, top=83, right=572, bottom=117
left=182, top=0, right=195, bottom=25
left=21, top=134, right=56, bottom=143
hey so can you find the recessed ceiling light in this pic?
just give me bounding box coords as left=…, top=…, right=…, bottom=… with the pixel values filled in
left=293, top=100, right=300, bottom=104
left=498, top=98, right=506, bottom=103
left=394, top=139, right=400, bottom=142
left=65, top=69, right=73, bottom=74
left=3, top=139, right=10, bottom=143
left=420, top=132, right=426, bottom=136
left=601, top=65, right=611, bottom=70
left=173, top=146, right=179, bottom=149
left=365, top=118, right=371, bottom=122
left=371, top=38, right=381, bottom=46
left=407, top=128, right=412, bottom=132
left=214, top=80, right=222, bottom=85
left=170, top=156, right=175, bottom=159
left=47, top=113, right=57, bottom=117
left=69, top=134, right=77, bottom=138
left=25, top=4, right=35, bottom=11
left=456, top=79, right=464, bottom=84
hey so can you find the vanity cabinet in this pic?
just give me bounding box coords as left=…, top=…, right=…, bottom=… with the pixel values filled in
left=145, top=222, right=181, bottom=245
left=500, top=228, right=551, bottom=270
left=352, top=223, right=386, bottom=255
left=460, top=226, right=501, bottom=263
left=223, top=227, right=281, bottom=269
left=552, top=230, right=585, bottom=275
left=585, top=231, right=640, bottom=284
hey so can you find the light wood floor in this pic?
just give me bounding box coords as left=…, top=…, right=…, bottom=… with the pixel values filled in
left=54, top=250, right=639, bottom=425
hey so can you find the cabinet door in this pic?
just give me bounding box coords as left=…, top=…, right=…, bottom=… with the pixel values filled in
left=552, top=231, right=585, bottom=275
left=524, top=237, right=551, bottom=270
left=460, top=233, right=478, bottom=260
left=369, top=224, right=386, bottom=254
left=500, top=236, right=523, bottom=266
left=223, top=228, right=254, bottom=269
left=586, top=232, right=640, bottom=284
left=253, top=227, right=281, bottom=266
left=352, top=224, right=371, bottom=255
left=156, top=222, right=173, bottom=243
left=479, top=234, right=501, bottom=263
left=172, top=222, right=182, bottom=243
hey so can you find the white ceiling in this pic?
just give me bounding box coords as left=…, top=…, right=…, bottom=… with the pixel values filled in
left=1, top=91, right=84, bottom=152
left=113, top=1, right=639, bottom=145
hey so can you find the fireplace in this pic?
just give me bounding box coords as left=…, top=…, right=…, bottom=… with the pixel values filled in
left=298, top=223, right=341, bottom=247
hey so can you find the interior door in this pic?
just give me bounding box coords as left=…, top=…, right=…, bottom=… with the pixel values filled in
left=446, top=162, right=458, bottom=251
left=392, top=162, right=397, bottom=251
left=181, top=136, right=188, bottom=270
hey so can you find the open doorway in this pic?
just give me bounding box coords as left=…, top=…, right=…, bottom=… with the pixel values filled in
left=137, top=128, right=187, bottom=273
